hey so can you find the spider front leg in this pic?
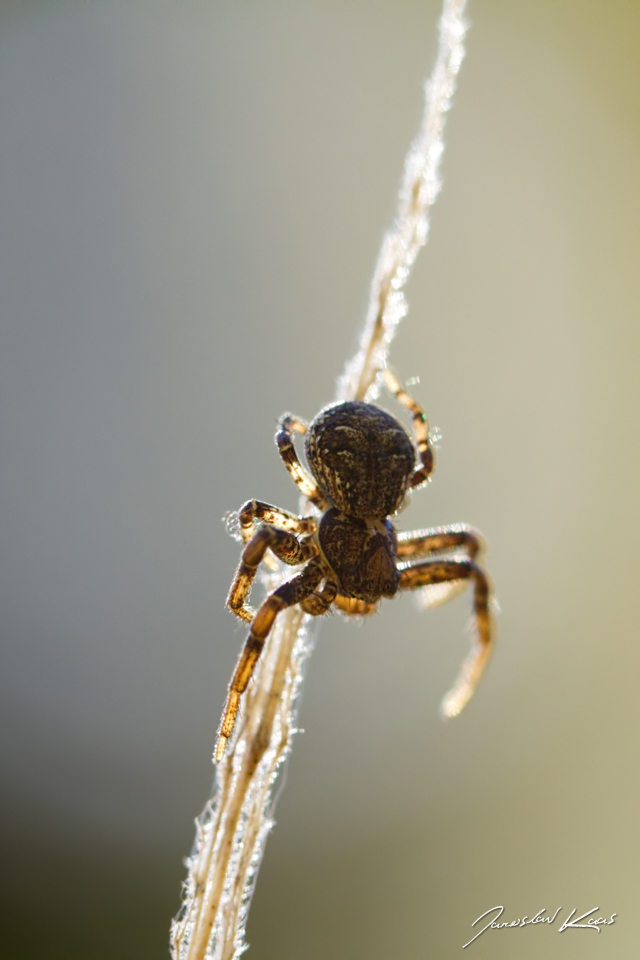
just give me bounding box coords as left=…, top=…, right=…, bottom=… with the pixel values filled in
left=237, top=499, right=317, bottom=544
left=235, top=499, right=317, bottom=573
left=227, top=525, right=318, bottom=623
left=381, top=368, right=434, bottom=489
left=276, top=413, right=328, bottom=509
left=399, top=558, right=494, bottom=718
left=216, top=560, right=324, bottom=761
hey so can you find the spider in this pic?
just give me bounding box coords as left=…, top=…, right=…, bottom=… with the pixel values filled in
left=215, top=368, right=494, bottom=761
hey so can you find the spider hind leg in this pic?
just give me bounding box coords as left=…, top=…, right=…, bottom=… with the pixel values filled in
left=397, top=525, right=485, bottom=610
left=399, top=557, right=494, bottom=718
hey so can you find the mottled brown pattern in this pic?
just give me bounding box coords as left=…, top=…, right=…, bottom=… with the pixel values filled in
left=215, top=376, right=495, bottom=760
left=305, top=401, right=415, bottom=518
left=317, top=509, right=399, bottom=603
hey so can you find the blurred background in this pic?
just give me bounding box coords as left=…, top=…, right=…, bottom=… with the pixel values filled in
left=1, top=1, right=639, bottom=957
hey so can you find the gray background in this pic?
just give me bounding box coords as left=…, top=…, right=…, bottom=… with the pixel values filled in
left=1, top=1, right=639, bottom=958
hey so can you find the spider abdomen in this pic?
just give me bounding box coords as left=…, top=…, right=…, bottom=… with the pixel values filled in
left=318, top=508, right=400, bottom=603
left=305, top=401, right=415, bottom=518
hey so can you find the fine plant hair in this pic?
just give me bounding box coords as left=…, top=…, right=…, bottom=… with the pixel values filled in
left=170, top=2, right=468, bottom=958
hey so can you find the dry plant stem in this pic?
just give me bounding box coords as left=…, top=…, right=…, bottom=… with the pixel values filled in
left=171, top=2, right=467, bottom=957
left=171, top=599, right=310, bottom=960
left=338, top=0, right=468, bottom=404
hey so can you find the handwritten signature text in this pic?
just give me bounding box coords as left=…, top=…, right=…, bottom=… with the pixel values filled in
left=463, top=905, right=617, bottom=948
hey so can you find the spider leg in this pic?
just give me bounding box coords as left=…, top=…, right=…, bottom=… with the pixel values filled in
left=301, top=577, right=338, bottom=616
left=399, top=558, right=494, bottom=718
left=238, top=499, right=317, bottom=544
left=397, top=525, right=485, bottom=609
left=381, top=368, right=434, bottom=489
left=397, top=524, right=484, bottom=561
left=226, top=526, right=318, bottom=623
left=276, top=413, right=328, bottom=509
left=216, top=560, right=324, bottom=761
left=334, top=595, right=379, bottom=616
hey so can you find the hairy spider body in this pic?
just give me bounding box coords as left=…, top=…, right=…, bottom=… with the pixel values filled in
left=215, top=369, right=494, bottom=762
left=307, top=400, right=412, bottom=604
left=317, top=509, right=399, bottom=604
left=305, top=401, right=415, bottom=519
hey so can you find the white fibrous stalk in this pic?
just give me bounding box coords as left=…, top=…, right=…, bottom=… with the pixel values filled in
left=338, top=0, right=467, bottom=404
left=170, top=2, right=468, bottom=957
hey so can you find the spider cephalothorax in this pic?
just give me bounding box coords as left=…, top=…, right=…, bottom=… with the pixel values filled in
left=215, top=369, right=494, bottom=761
left=305, top=400, right=415, bottom=518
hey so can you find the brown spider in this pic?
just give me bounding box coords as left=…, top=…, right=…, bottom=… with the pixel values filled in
left=215, top=368, right=494, bottom=762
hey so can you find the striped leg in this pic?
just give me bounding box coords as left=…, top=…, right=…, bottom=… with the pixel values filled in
left=276, top=413, right=328, bottom=509
left=399, top=558, right=494, bottom=718
left=226, top=526, right=318, bottom=624
left=237, top=499, right=317, bottom=544
left=397, top=524, right=484, bottom=561
left=216, top=561, right=324, bottom=761
left=397, top=525, right=486, bottom=610
left=381, top=368, right=434, bottom=489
